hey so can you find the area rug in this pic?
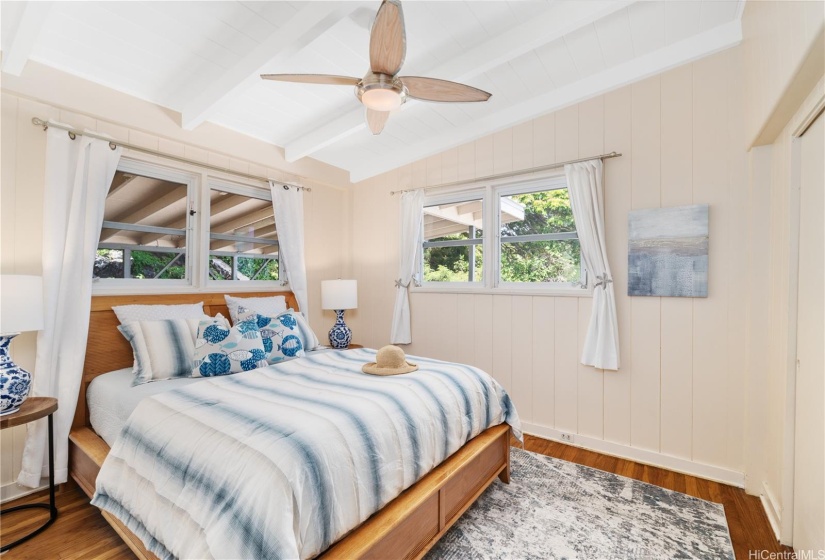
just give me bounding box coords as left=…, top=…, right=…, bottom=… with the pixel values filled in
left=426, top=447, right=734, bottom=560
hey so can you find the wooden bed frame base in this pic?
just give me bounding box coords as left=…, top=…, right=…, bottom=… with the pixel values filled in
left=70, top=293, right=512, bottom=560
left=69, top=425, right=510, bottom=560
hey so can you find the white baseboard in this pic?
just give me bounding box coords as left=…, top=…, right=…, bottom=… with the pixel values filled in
left=760, top=480, right=782, bottom=540
left=521, top=422, right=746, bottom=488
left=1, top=479, right=48, bottom=504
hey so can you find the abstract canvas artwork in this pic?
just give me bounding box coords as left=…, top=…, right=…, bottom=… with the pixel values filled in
left=628, top=204, right=709, bottom=297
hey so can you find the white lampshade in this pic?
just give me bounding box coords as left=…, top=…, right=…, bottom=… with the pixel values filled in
left=0, top=275, right=45, bottom=334
left=321, top=279, right=358, bottom=310
left=362, top=88, right=402, bottom=111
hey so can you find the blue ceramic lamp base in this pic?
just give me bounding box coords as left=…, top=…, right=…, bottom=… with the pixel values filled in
left=0, top=333, right=32, bottom=416
left=328, top=310, right=352, bottom=349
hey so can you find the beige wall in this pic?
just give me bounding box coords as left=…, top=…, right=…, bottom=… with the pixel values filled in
left=742, top=0, right=824, bottom=146
left=347, top=48, right=749, bottom=484
left=739, top=0, right=825, bottom=545
left=0, top=70, right=351, bottom=496
left=744, top=76, right=825, bottom=543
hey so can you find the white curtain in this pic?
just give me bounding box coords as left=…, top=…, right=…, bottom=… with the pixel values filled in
left=270, top=182, right=309, bottom=317
left=18, top=127, right=121, bottom=487
left=390, top=190, right=424, bottom=344
left=565, top=160, right=620, bottom=371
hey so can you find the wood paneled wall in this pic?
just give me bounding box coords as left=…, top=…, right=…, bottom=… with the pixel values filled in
left=742, top=0, right=824, bottom=146
left=0, top=90, right=349, bottom=497
left=347, top=48, right=749, bottom=483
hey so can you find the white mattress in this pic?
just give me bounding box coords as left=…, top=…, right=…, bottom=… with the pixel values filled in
left=87, top=368, right=203, bottom=447
left=87, top=351, right=334, bottom=446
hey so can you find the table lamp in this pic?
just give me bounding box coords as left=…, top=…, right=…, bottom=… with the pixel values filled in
left=0, top=275, right=44, bottom=415
left=321, top=279, right=357, bottom=349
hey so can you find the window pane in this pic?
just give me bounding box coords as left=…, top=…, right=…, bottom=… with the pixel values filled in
left=131, top=250, right=186, bottom=279
left=96, top=169, right=188, bottom=280
left=423, top=198, right=483, bottom=283
left=500, top=188, right=576, bottom=237
left=209, top=188, right=279, bottom=282
left=500, top=239, right=581, bottom=284
left=499, top=187, right=582, bottom=284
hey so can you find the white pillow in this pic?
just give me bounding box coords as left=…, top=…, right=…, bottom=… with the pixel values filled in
left=113, top=302, right=205, bottom=324
left=118, top=318, right=202, bottom=385
left=224, top=295, right=287, bottom=325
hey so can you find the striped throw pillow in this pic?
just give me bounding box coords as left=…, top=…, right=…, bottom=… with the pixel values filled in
left=118, top=318, right=202, bottom=386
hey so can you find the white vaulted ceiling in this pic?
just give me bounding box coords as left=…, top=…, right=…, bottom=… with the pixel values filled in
left=1, top=1, right=744, bottom=183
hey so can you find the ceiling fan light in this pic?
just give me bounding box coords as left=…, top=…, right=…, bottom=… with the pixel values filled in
left=362, top=88, right=402, bottom=111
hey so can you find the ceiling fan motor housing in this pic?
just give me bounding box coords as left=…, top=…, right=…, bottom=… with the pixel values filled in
left=357, top=72, right=407, bottom=111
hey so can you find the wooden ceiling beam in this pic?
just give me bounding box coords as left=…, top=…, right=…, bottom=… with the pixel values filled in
left=1, top=2, right=53, bottom=76
left=178, top=3, right=360, bottom=131
left=349, top=19, right=742, bottom=182
left=209, top=225, right=278, bottom=251
left=108, top=173, right=139, bottom=197
left=284, top=0, right=633, bottom=163
left=210, top=207, right=274, bottom=235
left=100, top=185, right=188, bottom=242
left=140, top=193, right=251, bottom=244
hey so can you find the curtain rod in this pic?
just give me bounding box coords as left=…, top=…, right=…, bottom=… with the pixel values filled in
left=31, top=117, right=312, bottom=192
left=389, top=151, right=622, bottom=195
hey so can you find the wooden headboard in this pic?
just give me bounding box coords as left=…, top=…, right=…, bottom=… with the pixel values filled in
left=74, top=291, right=298, bottom=429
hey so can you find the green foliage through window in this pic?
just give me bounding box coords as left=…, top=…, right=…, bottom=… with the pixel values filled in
left=209, top=255, right=279, bottom=281
left=422, top=187, right=582, bottom=285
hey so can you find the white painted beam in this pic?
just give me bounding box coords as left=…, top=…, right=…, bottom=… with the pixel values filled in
left=348, top=20, right=743, bottom=183
left=284, top=0, right=633, bottom=163
left=179, top=3, right=360, bottom=131
left=1, top=2, right=53, bottom=76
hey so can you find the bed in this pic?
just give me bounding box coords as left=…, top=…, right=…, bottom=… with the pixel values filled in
left=69, top=292, right=518, bottom=559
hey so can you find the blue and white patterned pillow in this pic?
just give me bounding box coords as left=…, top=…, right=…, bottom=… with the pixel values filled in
left=237, top=307, right=311, bottom=364
left=117, top=318, right=202, bottom=386
left=192, top=313, right=268, bottom=377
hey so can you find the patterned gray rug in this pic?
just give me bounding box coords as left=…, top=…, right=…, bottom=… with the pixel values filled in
left=426, top=448, right=734, bottom=560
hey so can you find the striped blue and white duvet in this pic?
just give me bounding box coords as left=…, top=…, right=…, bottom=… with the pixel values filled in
left=91, top=348, right=521, bottom=560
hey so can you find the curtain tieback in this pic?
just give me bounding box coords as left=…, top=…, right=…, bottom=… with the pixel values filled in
left=594, top=274, right=612, bottom=290
left=395, top=277, right=420, bottom=289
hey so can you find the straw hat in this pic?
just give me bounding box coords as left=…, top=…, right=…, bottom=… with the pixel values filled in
left=362, top=345, right=418, bottom=376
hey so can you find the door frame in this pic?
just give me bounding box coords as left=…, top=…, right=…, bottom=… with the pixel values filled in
left=781, top=93, right=825, bottom=546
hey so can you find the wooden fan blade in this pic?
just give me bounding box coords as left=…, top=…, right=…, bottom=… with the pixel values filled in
left=366, top=109, right=390, bottom=135
left=400, top=77, right=492, bottom=103
left=260, top=74, right=361, bottom=86
left=369, top=0, right=406, bottom=76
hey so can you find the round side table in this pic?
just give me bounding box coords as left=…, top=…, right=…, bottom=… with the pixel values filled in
left=0, top=397, right=59, bottom=552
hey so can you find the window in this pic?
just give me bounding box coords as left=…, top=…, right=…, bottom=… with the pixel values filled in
left=422, top=194, right=484, bottom=284
left=95, top=159, right=284, bottom=292
left=95, top=163, right=193, bottom=282
left=207, top=182, right=279, bottom=283
left=420, top=175, right=585, bottom=292
left=498, top=183, right=582, bottom=286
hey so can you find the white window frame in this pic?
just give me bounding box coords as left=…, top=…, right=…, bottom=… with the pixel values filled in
left=93, top=158, right=197, bottom=293
left=93, top=158, right=291, bottom=295
left=204, top=178, right=286, bottom=290
left=415, top=170, right=590, bottom=297
left=419, top=187, right=486, bottom=289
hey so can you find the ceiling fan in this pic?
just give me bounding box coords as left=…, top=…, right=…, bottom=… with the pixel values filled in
left=260, top=0, right=492, bottom=135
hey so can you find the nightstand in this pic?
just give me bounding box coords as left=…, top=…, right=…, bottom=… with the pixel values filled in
left=0, top=397, right=59, bottom=552
left=320, top=344, right=363, bottom=350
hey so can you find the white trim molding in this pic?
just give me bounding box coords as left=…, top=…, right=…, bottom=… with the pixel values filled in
left=522, top=422, right=746, bottom=488
left=1, top=479, right=47, bottom=505
left=761, top=480, right=782, bottom=541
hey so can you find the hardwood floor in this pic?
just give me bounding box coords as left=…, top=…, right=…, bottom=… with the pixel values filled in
left=1, top=435, right=789, bottom=559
